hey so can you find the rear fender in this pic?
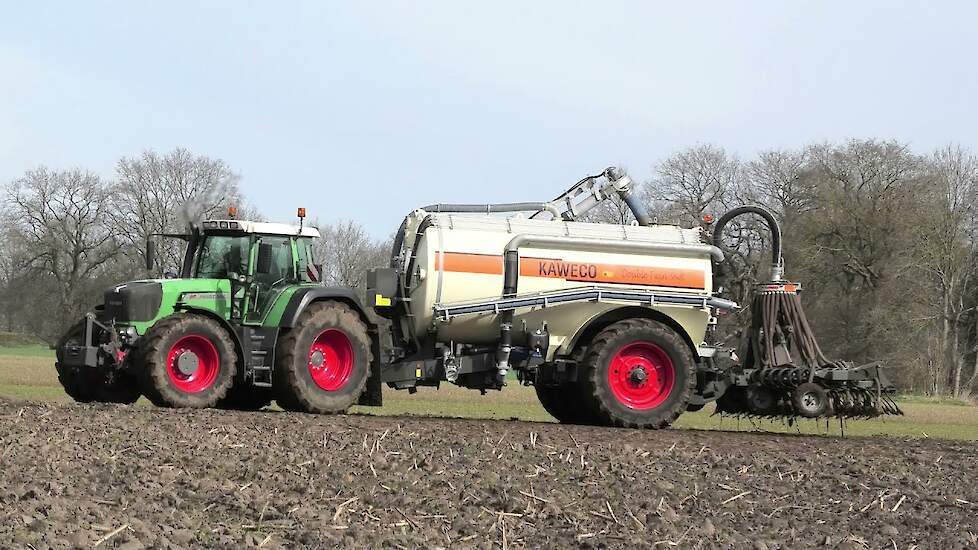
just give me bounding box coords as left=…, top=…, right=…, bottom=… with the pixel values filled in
left=561, top=305, right=699, bottom=360
left=279, top=287, right=376, bottom=330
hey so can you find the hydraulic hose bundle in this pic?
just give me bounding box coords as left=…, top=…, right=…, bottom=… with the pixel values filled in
left=711, top=206, right=901, bottom=419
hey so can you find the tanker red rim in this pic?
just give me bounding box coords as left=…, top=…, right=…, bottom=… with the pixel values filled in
left=607, top=341, right=675, bottom=410
left=166, top=334, right=221, bottom=393
left=308, top=329, right=354, bottom=391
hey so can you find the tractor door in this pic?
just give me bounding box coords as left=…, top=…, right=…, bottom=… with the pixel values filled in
left=247, top=235, right=296, bottom=322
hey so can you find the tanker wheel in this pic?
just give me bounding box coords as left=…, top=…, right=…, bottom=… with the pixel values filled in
left=217, top=384, right=273, bottom=411
left=578, top=318, right=695, bottom=429
left=792, top=382, right=829, bottom=418
left=55, top=321, right=140, bottom=404
left=274, top=301, right=372, bottom=414
left=138, top=314, right=236, bottom=408
left=746, top=385, right=777, bottom=414
left=534, top=383, right=597, bottom=425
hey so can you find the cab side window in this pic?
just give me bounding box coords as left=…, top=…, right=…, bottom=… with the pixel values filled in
left=254, top=236, right=294, bottom=288
left=296, top=237, right=319, bottom=282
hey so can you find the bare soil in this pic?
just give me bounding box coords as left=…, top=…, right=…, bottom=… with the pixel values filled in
left=1, top=397, right=976, bottom=549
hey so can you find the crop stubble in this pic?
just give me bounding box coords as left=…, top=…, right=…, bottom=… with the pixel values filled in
left=0, top=397, right=976, bottom=549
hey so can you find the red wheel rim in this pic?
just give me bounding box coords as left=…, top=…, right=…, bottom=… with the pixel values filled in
left=607, top=341, right=675, bottom=410
left=166, top=334, right=221, bottom=393
left=308, top=329, right=354, bottom=391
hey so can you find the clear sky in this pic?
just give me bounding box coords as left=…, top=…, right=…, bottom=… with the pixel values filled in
left=2, top=2, right=976, bottom=237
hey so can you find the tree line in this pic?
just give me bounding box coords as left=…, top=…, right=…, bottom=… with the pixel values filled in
left=0, top=148, right=390, bottom=343
left=2, top=140, right=976, bottom=399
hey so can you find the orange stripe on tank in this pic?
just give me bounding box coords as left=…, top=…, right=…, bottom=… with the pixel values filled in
left=437, top=251, right=503, bottom=275
left=435, top=252, right=705, bottom=290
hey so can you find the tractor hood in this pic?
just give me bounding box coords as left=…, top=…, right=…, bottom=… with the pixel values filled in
left=101, top=278, right=234, bottom=332
left=103, top=280, right=163, bottom=323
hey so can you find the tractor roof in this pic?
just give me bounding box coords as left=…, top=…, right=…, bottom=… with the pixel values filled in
left=202, top=219, right=321, bottom=238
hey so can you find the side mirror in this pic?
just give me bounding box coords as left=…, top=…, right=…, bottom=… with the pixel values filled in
left=145, top=240, right=157, bottom=272
left=257, top=243, right=273, bottom=274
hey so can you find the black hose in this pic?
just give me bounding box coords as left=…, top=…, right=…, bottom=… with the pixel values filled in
left=389, top=217, right=408, bottom=268
left=712, top=205, right=782, bottom=269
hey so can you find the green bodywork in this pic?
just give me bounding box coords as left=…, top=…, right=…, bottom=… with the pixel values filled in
left=116, top=230, right=321, bottom=335
left=119, top=279, right=316, bottom=335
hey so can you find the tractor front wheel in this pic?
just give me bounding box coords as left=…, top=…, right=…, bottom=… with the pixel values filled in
left=274, top=301, right=372, bottom=414
left=138, top=314, right=236, bottom=408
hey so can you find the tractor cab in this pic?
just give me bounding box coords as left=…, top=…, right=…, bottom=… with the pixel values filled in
left=163, top=218, right=322, bottom=323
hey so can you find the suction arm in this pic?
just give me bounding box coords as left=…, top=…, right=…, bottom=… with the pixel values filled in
left=605, top=167, right=653, bottom=226
left=712, top=205, right=784, bottom=281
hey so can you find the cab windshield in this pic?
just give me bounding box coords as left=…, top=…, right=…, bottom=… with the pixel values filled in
left=195, top=235, right=251, bottom=279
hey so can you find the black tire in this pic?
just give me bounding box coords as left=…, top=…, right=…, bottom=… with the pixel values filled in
left=792, top=382, right=829, bottom=418
left=217, top=384, right=273, bottom=411
left=535, top=383, right=595, bottom=424
left=138, top=314, right=236, bottom=408
left=93, top=370, right=142, bottom=404
left=274, top=301, right=372, bottom=414
left=578, top=318, right=696, bottom=429
left=746, top=385, right=777, bottom=414
left=716, top=386, right=748, bottom=415
left=55, top=321, right=140, bottom=404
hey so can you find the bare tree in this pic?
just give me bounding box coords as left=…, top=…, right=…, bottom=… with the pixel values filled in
left=313, top=220, right=391, bottom=289
left=918, top=145, right=978, bottom=397
left=747, top=149, right=815, bottom=216
left=788, top=140, right=928, bottom=389
left=4, top=168, right=121, bottom=338
left=648, top=144, right=740, bottom=225
left=112, top=148, right=242, bottom=274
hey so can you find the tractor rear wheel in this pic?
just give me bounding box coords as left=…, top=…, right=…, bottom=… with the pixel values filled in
left=578, top=318, right=695, bottom=429
left=138, top=314, right=236, bottom=408
left=274, top=301, right=372, bottom=414
left=55, top=321, right=140, bottom=404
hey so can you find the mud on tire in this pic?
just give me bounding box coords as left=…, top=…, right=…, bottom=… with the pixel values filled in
left=274, top=301, right=372, bottom=414
left=578, top=318, right=695, bottom=429
left=138, top=314, right=236, bottom=408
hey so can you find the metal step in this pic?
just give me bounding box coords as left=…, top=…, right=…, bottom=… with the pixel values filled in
left=251, top=360, right=273, bottom=387
left=237, top=326, right=278, bottom=388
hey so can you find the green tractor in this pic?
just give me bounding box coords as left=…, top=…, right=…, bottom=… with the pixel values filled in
left=55, top=211, right=381, bottom=412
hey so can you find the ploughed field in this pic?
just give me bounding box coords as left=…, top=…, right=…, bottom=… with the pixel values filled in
left=1, top=397, right=976, bottom=549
